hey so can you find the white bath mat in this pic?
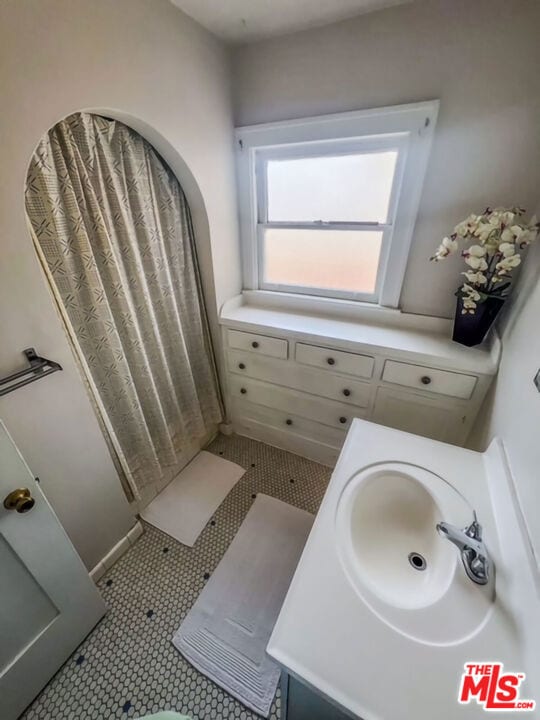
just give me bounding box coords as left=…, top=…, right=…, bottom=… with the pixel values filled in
left=141, top=451, right=245, bottom=547
left=172, top=494, right=314, bottom=717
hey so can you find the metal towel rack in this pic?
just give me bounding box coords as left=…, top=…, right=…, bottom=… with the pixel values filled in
left=0, top=348, right=62, bottom=397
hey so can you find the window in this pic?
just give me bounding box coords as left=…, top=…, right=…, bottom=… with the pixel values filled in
left=236, top=101, right=439, bottom=307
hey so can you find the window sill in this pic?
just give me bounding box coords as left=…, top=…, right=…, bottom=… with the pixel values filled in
left=240, top=289, right=451, bottom=334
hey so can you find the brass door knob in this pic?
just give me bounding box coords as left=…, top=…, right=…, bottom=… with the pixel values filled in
left=3, top=488, right=35, bottom=514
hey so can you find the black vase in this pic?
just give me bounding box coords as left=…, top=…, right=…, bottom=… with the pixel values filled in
left=452, top=295, right=505, bottom=347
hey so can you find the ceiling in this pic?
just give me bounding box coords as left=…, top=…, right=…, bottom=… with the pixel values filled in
left=170, top=0, right=413, bottom=44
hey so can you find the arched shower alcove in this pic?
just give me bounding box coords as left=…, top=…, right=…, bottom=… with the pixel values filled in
left=84, top=108, right=222, bottom=348
left=25, top=110, right=225, bottom=505
left=28, top=107, right=224, bottom=372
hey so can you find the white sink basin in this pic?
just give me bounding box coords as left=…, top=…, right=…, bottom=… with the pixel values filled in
left=335, top=462, right=494, bottom=645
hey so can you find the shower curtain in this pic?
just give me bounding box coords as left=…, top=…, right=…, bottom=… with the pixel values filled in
left=25, top=113, right=223, bottom=502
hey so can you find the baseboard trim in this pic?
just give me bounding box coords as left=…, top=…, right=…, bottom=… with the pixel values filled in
left=219, top=422, right=234, bottom=436
left=89, top=520, right=144, bottom=583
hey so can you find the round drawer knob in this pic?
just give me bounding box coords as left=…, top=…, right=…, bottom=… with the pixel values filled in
left=339, top=416, right=347, bottom=424
left=421, top=376, right=432, bottom=385
left=251, top=341, right=259, bottom=349
left=240, top=387, right=247, bottom=394
left=285, top=419, right=293, bottom=426
left=342, top=388, right=351, bottom=397
left=238, top=363, right=246, bottom=370
left=327, top=357, right=335, bottom=366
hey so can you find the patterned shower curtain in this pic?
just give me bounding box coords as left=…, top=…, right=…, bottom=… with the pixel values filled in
left=25, top=113, right=223, bottom=501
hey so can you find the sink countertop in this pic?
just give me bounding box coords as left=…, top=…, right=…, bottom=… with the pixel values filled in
left=267, top=419, right=536, bottom=719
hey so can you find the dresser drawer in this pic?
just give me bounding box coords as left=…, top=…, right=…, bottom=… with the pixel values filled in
left=228, top=329, right=288, bottom=359
left=382, top=360, right=477, bottom=400
left=228, top=375, right=365, bottom=430
left=230, top=399, right=347, bottom=449
left=227, top=350, right=370, bottom=408
left=295, top=343, right=374, bottom=379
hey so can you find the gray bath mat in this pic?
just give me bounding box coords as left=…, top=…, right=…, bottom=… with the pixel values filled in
left=141, top=451, right=245, bottom=547
left=172, top=494, right=314, bottom=716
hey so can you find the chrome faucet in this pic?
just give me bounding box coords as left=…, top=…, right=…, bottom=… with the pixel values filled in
left=436, top=513, right=490, bottom=585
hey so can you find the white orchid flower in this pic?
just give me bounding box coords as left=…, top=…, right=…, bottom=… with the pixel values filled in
left=462, top=270, right=487, bottom=285
left=496, top=254, right=522, bottom=273
left=498, top=242, right=515, bottom=257
left=500, top=227, right=515, bottom=243
left=487, top=214, right=504, bottom=230
left=487, top=209, right=502, bottom=223
left=442, top=236, right=458, bottom=253
left=432, top=208, right=538, bottom=297
left=467, top=244, right=486, bottom=257
left=510, top=224, right=538, bottom=246
left=461, top=295, right=477, bottom=314
left=520, top=228, right=538, bottom=246
left=526, top=227, right=538, bottom=244
left=454, top=214, right=478, bottom=237
left=464, top=255, right=488, bottom=271
left=462, top=284, right=481, bottom=301
left=511, top=225, right=527, bottom=243
left=499, top=210, right=516, bottom=226
left=430, top=236, right=458, bottom=261
left=474, top=222, right=497, bottom=243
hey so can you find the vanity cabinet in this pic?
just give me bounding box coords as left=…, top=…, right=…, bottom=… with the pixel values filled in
left=281, top=673, right=355, bottom=720
left=219, top=299, right=498, bottom=466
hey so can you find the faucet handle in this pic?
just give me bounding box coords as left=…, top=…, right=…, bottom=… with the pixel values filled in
left=437, top=515, right=490, bottom=585
left=436, top=520, right=484, bottom=557
left=465, top=518, right=482, bottom=541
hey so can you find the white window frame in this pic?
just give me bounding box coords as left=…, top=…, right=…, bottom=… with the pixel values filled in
left=235, top=100, right=439, bottom=309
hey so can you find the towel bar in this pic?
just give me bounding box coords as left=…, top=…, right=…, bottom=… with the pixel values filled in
left=0, top=348, right=62, bottom=397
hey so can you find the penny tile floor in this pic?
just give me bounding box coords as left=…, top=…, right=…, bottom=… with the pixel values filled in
left=21, top=434, right=331, bottom=720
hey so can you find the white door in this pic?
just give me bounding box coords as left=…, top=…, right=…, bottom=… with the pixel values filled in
left=0, top=421, right=106, bottom=719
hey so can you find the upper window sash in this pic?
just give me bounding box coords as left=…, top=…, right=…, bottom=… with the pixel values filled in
left=255, top=136, right=406, bottom=227
left=235, top=100, right=439, bottom=307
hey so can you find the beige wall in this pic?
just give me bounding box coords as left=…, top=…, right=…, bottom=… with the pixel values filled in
left=0, top=0, right=240, bottom=568
left=469, top=236, right=540, bottom=567
left=232, top=0, right=540, bottom=318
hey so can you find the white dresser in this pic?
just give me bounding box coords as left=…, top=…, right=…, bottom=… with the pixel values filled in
left=219, top=295, right=500, bottom=466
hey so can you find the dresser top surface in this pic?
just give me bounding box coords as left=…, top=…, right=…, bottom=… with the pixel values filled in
left=220, top=297, right=500, bottom=376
